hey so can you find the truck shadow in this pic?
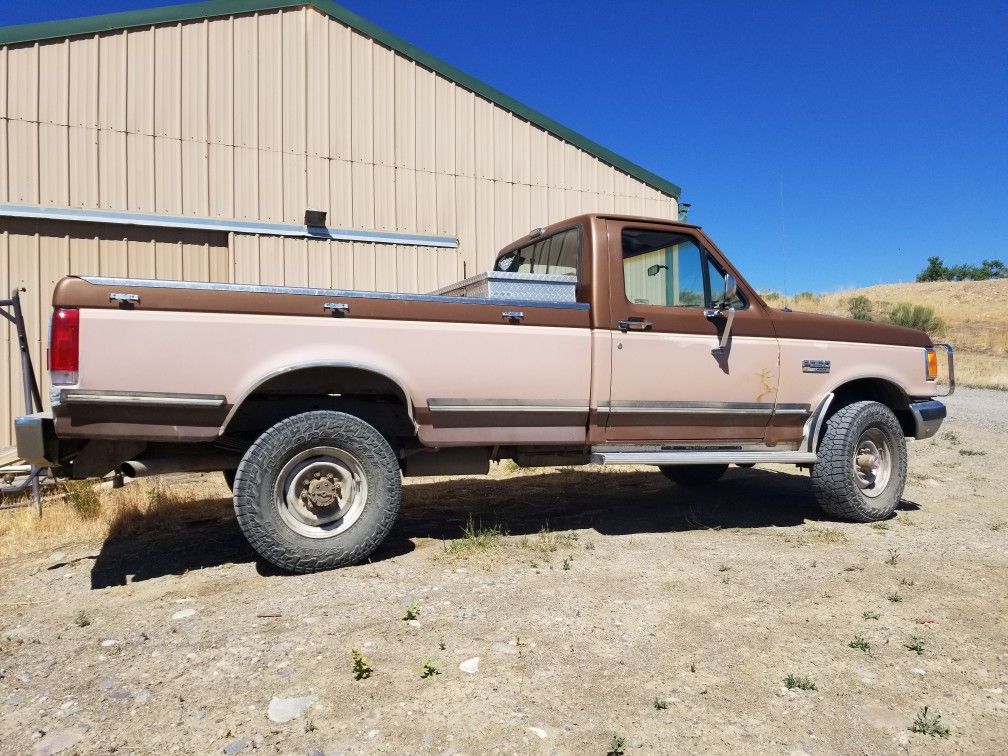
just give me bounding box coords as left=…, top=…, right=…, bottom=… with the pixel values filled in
left=89, top=466, right=919, bottom=588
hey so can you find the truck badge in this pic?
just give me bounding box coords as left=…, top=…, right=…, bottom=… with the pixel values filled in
left=802, top=359, right=831, bottom=374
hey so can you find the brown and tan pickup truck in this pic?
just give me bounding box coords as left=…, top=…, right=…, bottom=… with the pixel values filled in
left=16, top=214, right=953, bottom=572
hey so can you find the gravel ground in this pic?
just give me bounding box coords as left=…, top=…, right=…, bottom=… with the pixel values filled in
left=0, top=388, right=1006, bottom=755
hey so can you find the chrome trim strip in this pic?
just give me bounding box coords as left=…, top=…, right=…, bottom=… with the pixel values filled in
left=599, top=400, right=776, bottom=415
left=801, top=392, right=834, bottom=454
left=79, top=277, right=591, bottom=312
left=591, top=449, right=818, bottom=465
left=0, top=202, right=458, bottom=248
left=427, top=399, right=588, bottom=413
left=60, top=390, right=226, bottom=408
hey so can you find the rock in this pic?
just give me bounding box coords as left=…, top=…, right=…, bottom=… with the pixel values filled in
left=100, top=639, right=119, bottom=647
left=267, top=695, right=317, bottom=723
left=406, top=620, right=420, bottom=628
left=492, top=642, right=518, bottom=656
left=32, top=728, right=86, bottom=756
left=222, top=737, right=252, bottom=754
left=49, top=552, right=65, bottom=562
left=171, top=608, right=196, bottom=620
left=528, top=726, right=548, bottom=739
left=912, top=668, right=926, bottom=676
left=459, top=657, right=480, bottom=674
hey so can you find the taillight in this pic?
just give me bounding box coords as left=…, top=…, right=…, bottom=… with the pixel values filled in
left=925, top=347, right=938, bottom=381
left=49, top=307, right=79, bottom=385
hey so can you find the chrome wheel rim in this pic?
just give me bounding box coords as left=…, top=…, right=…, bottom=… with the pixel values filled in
left=275, top=446, right=368, bottom=539
left=852, top=427, right=892, bottom=498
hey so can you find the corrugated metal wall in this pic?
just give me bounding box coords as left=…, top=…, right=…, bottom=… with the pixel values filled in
left=0, top=4, right=679, bottom=447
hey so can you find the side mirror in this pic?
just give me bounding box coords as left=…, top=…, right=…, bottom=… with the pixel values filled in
left=646, top=264, right=666, bottom=277
left=722, top=274, right=737, bottom=307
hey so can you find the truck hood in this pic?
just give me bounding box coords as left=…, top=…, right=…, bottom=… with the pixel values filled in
left=768, top=308, right=932, bottom=348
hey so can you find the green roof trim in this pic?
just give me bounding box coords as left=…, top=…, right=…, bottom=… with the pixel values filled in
left=0, top=0, right=681, bottom=198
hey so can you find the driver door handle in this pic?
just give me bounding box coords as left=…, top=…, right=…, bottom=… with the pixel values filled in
left=618, top=318, right=653, bottom=332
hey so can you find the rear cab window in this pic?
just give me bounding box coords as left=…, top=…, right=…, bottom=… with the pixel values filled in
left=494, top=227, right=580, bottom=278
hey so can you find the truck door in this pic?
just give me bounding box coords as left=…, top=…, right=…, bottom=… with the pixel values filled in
left=603, top=219, right=781, bottom=443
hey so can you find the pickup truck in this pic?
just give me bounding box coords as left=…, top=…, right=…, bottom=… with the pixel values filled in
left=16, top=214, right=953, bottom=572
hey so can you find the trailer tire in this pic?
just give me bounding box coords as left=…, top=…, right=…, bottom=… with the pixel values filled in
left=223, top=469, right=236, bottom=491
left=233, top=410, right=401, bottom=573
left=660, top=464, right=729, bottom=486
left=810, top=400, right=906, bottom=522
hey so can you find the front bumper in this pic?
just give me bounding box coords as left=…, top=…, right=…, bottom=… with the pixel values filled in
left=909, top=400, right=946, bottom=440
left=14, top=412, right=57, bottom=466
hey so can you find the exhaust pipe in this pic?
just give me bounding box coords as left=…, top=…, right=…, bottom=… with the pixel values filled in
left=120, top=454, right=242, bottom=479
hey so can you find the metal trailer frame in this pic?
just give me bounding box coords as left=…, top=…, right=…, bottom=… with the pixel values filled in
left=0, top=288, right=47, bottom=514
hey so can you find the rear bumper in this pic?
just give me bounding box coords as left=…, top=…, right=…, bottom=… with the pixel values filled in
left=909, top=400, right=946, bottom=440
left=14, top=412, right=57, bottom=466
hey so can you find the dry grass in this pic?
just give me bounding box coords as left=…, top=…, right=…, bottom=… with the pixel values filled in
left=763, top=279, right=1008, bottom=390
left=0, top=475, right=231, bottom=559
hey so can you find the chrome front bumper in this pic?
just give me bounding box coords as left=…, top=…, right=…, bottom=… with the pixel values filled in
left=14, top=412, right=56, bottom=466
left=909, top=400, right=946, bottom=440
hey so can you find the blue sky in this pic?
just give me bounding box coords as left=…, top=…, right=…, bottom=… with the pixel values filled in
left=3, top=0, right=1006, bottom=293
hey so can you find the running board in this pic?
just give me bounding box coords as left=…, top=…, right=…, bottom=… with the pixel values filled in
left=590, top=450, right=819, bottom=466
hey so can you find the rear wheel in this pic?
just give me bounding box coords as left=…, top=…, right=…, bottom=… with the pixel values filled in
left=223, top=469, right=236, bottom=491
left=660, top=464, right=729, bottom=486
left=233, top=410, right=402, bottom=573
left=810, top=400, right=906, bottom=522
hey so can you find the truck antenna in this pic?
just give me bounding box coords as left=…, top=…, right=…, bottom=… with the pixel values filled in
left=778, top=172, right=789, bottom=306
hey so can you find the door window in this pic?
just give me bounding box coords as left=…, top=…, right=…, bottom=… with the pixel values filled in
left=622, top=229, right=706, bottom=307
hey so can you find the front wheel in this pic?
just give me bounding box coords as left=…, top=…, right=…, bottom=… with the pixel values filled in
left=233, top=411, right=402, bottom=573
left=660, top=464, right=729, bottom=486
left=810, top=400, right=907, bottom=522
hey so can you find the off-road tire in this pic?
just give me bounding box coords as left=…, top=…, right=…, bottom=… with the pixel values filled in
left=233, top=411, right=402, bottom=573
left=222, top=469, right=236, bottom=491
left=811, top=400, right=907, bottom=522
left=660, top=464, right=729, bottom=486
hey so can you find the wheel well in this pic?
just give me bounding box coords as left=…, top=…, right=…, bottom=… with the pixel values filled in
left=222, top=366, right=416, bottom=445
left=828, top=378, right=914, bottom=436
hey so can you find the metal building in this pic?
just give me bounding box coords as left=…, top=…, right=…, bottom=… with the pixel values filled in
left=0, top=0, right=681, bottom=447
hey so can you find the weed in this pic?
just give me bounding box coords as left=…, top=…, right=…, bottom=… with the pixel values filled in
left=607, top=733, right=627, bottom=756
left=562, top=556, right=573, bottom=571
left=905, top=635, right=925, bottom=655
left=420, top=658, right=440, bottom=678
left=783, top=674, right=817, bottom=691
left=910, top=706, right=950, bottom=738
left=585, top=541, right=595, bottom=551
left=900, top=577, right=916, bottom=587
left=721, top=575, right=730, bottom=585
left=74, top=611, right=91, bottom=628
left=849, top=635, right=871, bottom=652
left=443, top=516, right=504, bottom=556
left=718, top=564, right=731, bottom=572
left=304, top=720, right=316, bottom=734
left=941, top=430, right=960, bottom=445
left=351, top=649, right=372, bottom=680
left=888, top=592, right=903, bottom=603
left=690, top=662, right=696, bottom=673
left=653, top=696, right=668, bottom=710
left=438, top=640, right=446, bottom=651
left=844, top=565, right=864, bottom=572
left=991, top=520, right=1006, bottom=532
left=871, top=522, right=890, bottom=531
left=958, top=448, right=986, bottom=457
left=63, top=480, right=101, bottom=520
left=802, top=526, right=847, bottom=544
left=863, top=611, right=880, bottom=621
left=886, top=548, right=900, bottom=566
left=499, top=459, right=520, bottom=473
left=403, top=601, right=420, bottom=621
left=520, top=524, right=578, bottom=557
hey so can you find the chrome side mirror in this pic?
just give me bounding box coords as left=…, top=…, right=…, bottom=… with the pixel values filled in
left=723, top=273, right=737, bottom=307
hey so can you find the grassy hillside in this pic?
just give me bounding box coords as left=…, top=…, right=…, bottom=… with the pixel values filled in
left=761, top=279, right=1008, bottom=390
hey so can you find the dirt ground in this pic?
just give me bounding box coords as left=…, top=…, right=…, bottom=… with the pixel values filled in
left=1, top=389, right=1006, bottom=755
